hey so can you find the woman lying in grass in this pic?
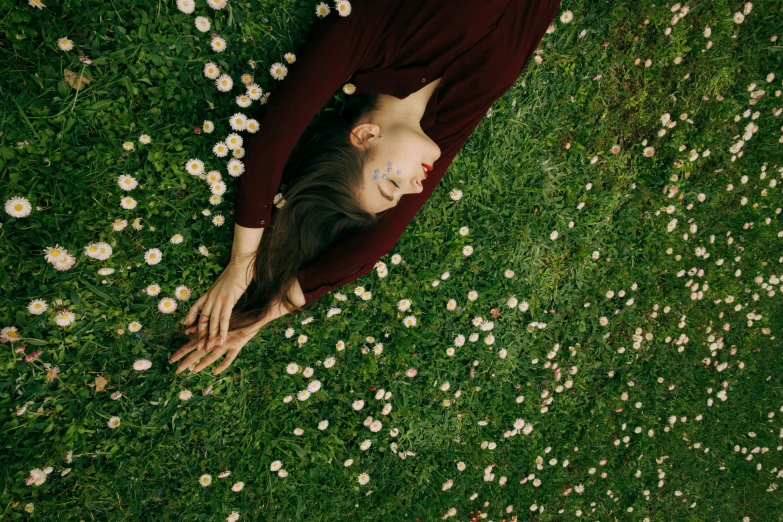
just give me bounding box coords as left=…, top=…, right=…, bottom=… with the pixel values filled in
left=170, top=0, right=562, bottom=375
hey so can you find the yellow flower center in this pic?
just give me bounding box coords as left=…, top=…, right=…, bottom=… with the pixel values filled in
left=14, top=204, right=22, bottom=211
left=51, top=249, right=61, bottom=257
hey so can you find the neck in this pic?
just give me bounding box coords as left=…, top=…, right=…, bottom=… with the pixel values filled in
left=373, top=94, right=426, bottom=128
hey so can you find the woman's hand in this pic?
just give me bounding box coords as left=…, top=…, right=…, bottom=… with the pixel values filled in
left=169, top=322, right=260, bottom=375
left=169, top=277, right=305, bottom=375
left=181, top=260, right=256, bottom=352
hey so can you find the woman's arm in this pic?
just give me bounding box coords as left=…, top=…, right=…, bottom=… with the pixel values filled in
left=230, top=221, right=306, bottom=308
left=230, top=223, right=264, bottom=265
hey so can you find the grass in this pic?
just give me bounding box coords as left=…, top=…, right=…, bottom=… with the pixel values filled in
left=1, top=0, right=783, bottom=520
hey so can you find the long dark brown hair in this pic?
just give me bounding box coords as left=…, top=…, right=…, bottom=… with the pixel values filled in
left=196, top=93, right=383, bottom=343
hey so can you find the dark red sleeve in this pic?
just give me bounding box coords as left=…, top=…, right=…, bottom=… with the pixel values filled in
left=233, top=3, right=383, bottom=228
left=296, top=0, right=561, bottom=305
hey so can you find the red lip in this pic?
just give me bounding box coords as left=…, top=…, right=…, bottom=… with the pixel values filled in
left=422, top=163, right=433, bottom=173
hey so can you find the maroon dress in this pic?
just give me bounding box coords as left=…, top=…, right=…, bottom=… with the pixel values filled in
left=234, top=0, right=561, bottom=304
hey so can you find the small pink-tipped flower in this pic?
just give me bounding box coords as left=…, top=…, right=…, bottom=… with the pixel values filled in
left=405, top=368, right=417, bottom=378
left=218, top=470, right=231, bottom=479
left=25, top=350, right=42, bottom=363
left=133, top=359, right=152, bottom=371
left=203, top=385, right=213, bottom=396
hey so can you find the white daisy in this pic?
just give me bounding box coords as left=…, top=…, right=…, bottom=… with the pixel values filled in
left=158, top=297, right=178, bottom=314
left=28, top=299, right=48, bottom=315
left=269, top=62, right=288, bottom=80
left=55, top=310, right=76, bottom=326
left=44, top=245, right=68, bottom=264
left=175, top=285, right=192, bottom=300
left=144, top=248, right=163, bottom=265
left=5, top=196, right=32, bottom=218
left=229, top=113, right=248, bottom=131
left=210, top=36, right=227, bottom=53
left=176, top=0, right=194, bottom=14
left=118, top=174, right=138, bottom=191
left=57, top=37, right=74, bottom=51
left=216, top=74, right=233, bottom=92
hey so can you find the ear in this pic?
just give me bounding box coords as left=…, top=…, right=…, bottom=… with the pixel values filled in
left=349, top=122, right=381, bottom=150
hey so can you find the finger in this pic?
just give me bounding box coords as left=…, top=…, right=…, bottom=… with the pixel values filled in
left=197, top=300, right=214, bottom=339
left=176, top=346, right=207, bottom=374
left=213, top=349, right=240, bottom=375
left=193, top=347, right=227, bottom=373
left=206, top=301, right=223, bottom=351
left=219, top=304, right=233, bottom=347
left=184, top=293, right=208, bottom=326
left=169, top=339, right=203, bottom=364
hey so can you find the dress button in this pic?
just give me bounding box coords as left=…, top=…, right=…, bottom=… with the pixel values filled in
left=308, top=294, right=312, bottom=298
left=260, top=220, right=265, bottom=224
left=421, top=78, right=426, bottom=83
left=263, top=204, right=268, bottom=209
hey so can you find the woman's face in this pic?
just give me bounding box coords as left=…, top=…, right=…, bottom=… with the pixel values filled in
left=350, top=120, right=441, bottom=215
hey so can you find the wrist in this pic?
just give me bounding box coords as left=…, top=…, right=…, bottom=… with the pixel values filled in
left=229, top=253, right=255, bottom=266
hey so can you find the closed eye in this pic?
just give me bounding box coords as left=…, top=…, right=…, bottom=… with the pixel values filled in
left=390, top=180, right=399, bottom=189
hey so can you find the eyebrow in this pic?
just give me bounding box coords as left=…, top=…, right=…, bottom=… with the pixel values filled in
left=378, top=185, right=394, bottom=202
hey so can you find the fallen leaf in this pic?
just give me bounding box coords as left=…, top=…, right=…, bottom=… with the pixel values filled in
left=95, top=375, right=108, bottom=392
left=64, top=69, right=92, bottom=91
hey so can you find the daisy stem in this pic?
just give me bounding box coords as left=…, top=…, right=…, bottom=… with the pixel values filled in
left=68, top=64, right=86, bottom=115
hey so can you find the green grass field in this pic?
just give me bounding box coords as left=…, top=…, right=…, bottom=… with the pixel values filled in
left=2, top=0, right=783, bottom=520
